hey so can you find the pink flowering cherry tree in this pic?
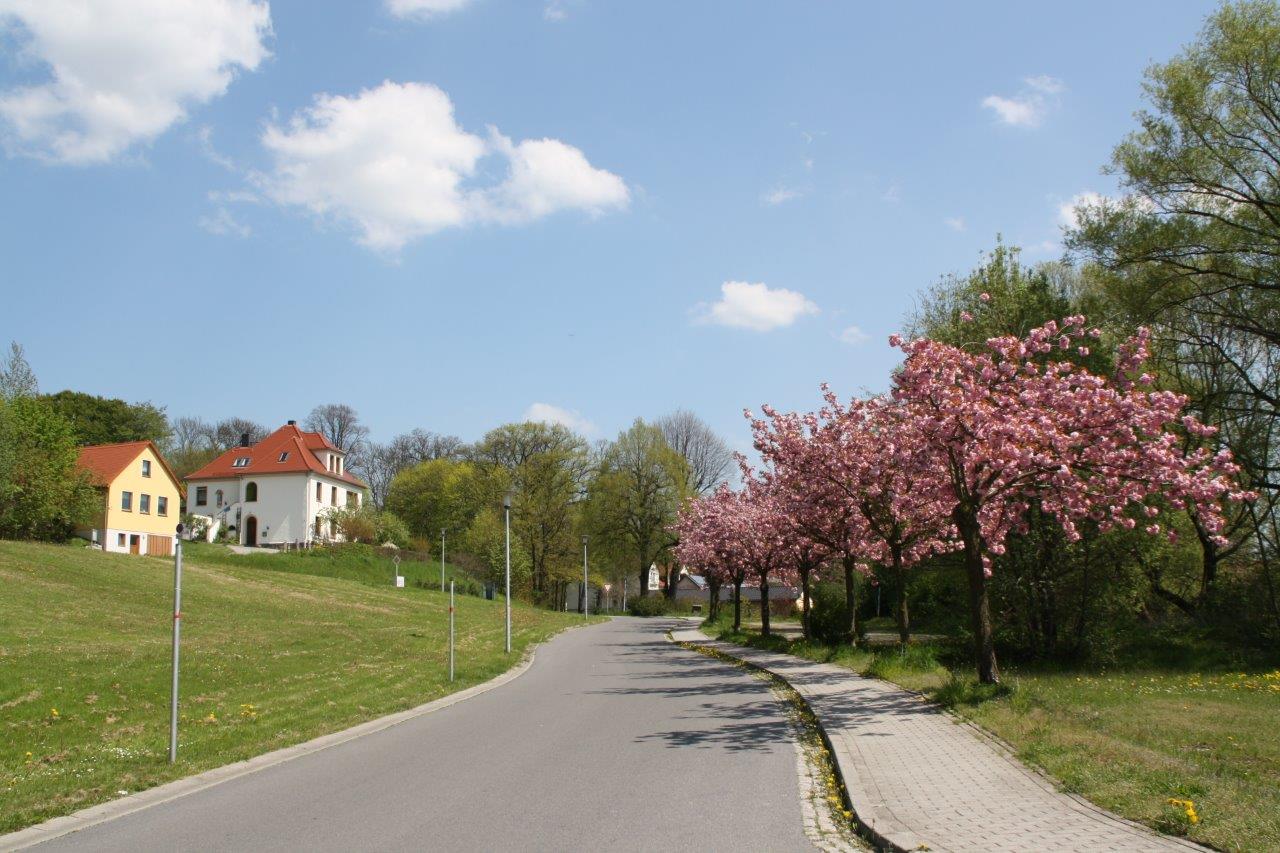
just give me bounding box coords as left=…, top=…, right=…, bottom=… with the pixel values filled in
left=891, top=316, right=1252, bottom=683
left=673, top=485, right=749, bottom=631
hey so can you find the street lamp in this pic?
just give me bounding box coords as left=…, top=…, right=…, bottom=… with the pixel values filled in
left=504, top=490, right=513, bottom=654
left=581, top=535, right=589, bottom=618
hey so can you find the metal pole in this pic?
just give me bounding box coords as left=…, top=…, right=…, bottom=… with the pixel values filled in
left=169, top=531, right=184, bottom=763
left=622, top=576, right=627, bottom=612
left=440, top=528, right=446, bottom=593
left=582, top=537, right=589, bottom=618
left=449, top=580, right=455, bottom=682
left=504, top=495, right=512, bottom=654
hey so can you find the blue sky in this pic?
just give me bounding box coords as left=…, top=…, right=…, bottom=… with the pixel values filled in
left=0, top=0, right=1219, bottom=453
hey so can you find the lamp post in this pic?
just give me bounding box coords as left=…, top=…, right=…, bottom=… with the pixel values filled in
left=504, top=490, right=512, bottom=654
left=581, top=535, right=589, bottom=618
left=440, top=527, right=446, bottom=593
left=169, top=523, right=185, bottom=764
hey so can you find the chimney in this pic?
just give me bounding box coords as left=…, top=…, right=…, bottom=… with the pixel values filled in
left=287, top=420, right=296, bottom=426
left=240, top=432, right=250, bottom=447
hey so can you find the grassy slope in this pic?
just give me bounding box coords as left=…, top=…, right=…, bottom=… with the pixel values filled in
left=0, top=540, right=587, bottom=834
left=712, top=625, right=1279, bottom=852
left=182, top=541, right=473, bottom=590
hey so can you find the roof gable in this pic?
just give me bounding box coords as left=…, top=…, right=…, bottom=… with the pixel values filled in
left=185, top=424, right=367, bottom=488
left=76, top=441, right=183, bottom=492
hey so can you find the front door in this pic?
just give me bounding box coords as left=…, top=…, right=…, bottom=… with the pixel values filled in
left=129, top=535, right=140, bottom=555
left=244, top=515, right=258, bottom=546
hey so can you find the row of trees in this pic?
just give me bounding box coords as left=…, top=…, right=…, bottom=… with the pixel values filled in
left=677, top=314, right=1250, bottom=683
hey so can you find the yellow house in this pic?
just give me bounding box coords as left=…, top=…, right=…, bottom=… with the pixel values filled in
left=75, top=441, right=184, bottom=556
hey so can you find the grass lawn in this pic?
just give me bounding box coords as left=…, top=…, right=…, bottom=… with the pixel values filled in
left=182, top=540, right=474, bottom=591
left=0, top=540, right=590, bottom=834
left=711, top=623, right=1280, bottom=852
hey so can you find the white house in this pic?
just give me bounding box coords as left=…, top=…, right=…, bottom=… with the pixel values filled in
left=185, top=421, right=368, bottom=547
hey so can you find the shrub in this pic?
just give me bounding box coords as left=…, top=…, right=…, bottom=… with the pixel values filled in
left=628, top=595, right=672, bottom=617
left=808, top=581, right=854, bottom=645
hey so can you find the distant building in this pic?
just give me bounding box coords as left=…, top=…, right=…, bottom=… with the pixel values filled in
left=75, top=441, right=183, bottom=556
left=185, top=422, right=368, bottom=547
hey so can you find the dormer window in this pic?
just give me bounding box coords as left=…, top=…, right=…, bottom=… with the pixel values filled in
left=232, top=457, right=250, bottom=468
left=141, top=460, right=151, bottom=478
left=278, top=452, right=289, bottom=462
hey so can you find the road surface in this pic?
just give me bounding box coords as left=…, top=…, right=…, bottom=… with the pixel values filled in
left=37, top=618, right=813, bottom=852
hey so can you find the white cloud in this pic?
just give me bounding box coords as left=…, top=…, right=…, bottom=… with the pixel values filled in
left=981, top=75, right=1065, bottom=128
left=945, top=216, right=966, bottom=232
left=198, top=206, right=250, bottom=238
left=0, top=0, right=271, bottom=164
left=544, top=1, right=568, bottom=20
left=386, top=0, right=477, bottom=19
left=257, top=81, right=628, bottom=251
left=524, top=402, right=596, bottom=436
left=694, top=281, right=819, bottom=332
left=1057, top=190, right=1109, bottom=229
left=881, top=184, right=901, bottom=203
left=838, top=325, right=869, bottom=345
left=762, top=186, right=801, bottom=206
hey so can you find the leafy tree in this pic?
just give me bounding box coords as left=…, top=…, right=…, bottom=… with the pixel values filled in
left=356, top=429, right=466, bottom=508
left=470, top=422, right=590, bottom=599
left=322, top=505, right=411, bottom=547
left=0, top=341, right=38, bottom=400
left=0, top=396, right=96, bottom=540
left=1067, top=0, right=1280, bottom=623
left=585, top=419, right=688, bottom=597
left=385, top=458, right=485, bottom=540
left=41, top=390, right=169, bottom=447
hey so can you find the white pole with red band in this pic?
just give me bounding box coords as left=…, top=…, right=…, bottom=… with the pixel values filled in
left=169, top=523, right=185, bottom=763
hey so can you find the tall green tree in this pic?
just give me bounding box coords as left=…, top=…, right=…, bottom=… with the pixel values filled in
left=0, top=396, right=96, bottom=540
left=41, top=390, right=169, bottom=447
left=470, top=422, right=590, bottom=599
left=0, top=342, right=38, bottom=400
left=585, top=419, right=688, bottom=597
left=385, top=458, right=485, bottom=540
left=1068, top=0, right=1280, bottom=626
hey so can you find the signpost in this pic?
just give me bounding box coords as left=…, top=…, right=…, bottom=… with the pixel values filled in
left=393, top=554, right=404, bottom=588
left=169, top=523, right=184, bottom=764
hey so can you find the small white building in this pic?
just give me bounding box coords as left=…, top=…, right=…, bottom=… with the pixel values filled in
left=185, top=421, right=368, bottom=547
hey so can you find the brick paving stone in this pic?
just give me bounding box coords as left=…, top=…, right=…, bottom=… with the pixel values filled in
left=673, top=628, right=1205, bottom=853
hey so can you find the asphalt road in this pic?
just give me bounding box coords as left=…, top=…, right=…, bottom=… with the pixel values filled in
left=39, top=618, right=814, bottom=852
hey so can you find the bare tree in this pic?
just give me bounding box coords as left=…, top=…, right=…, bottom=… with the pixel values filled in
left=657, top=409, right=733, bottom=495
left=170, top=416, right=212, bottom=454
left=209, top=418, right=268, bottom=451
left=305, top=403, right=370, bottom=453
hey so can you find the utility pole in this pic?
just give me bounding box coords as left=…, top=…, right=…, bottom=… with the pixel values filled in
left=581, top=535, right=589, bottom=618
left=504, top=491, right=512, bottom=654
left=169, top=524, right=185, bottom=764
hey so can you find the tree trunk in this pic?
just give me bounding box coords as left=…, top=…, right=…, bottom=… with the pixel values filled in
left=956, top=508, right=999, bottom=684
left=891, top=544, right=909, bottom=647
left=759, top=577, right=771, bottom=637
left=639, top=561, right=649, bottom=597
left=733, top=580, right=743, bottom=631
left=841, top=555, right=859, bottom=646
left=800, top=565, right=812, bottom=641
left=708, top=578, right=721, bottom=621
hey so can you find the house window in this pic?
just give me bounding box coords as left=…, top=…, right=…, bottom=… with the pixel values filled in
left=196, top=486, right=207, bottom=506
left=215, top=489, right=223, bottom=508
left=315, top=482, right=322, bottom=502
left=121, top=491, right=133, bottom=512
left=278, top=451, right=289, bottom=462
left=232, top=457, right=250, bottom=468
left=346, top=491, right=357, bottom=507
left=139, top=494, right=151, bottom=515
left=117, top=533, right=126, bottom=547
left=141, top=459, right=151, bottom=478
left=245, top=482, right=258, bottom=502
left=314, top=517, right=322, bottom=537
left=158, top=496, right=168, bottom=516
left=331, top=486, right=337, bottom=505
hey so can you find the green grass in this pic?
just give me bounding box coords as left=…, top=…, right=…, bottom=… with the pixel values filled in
left=0, top=540, right=590, bottom=834
left=183, top=540, right=475, bottom=591
left=711, top=622, right=1280, bottom=851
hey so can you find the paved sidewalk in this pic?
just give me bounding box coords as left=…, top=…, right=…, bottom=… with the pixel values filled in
left=672, top=628, right=1203, bottom=853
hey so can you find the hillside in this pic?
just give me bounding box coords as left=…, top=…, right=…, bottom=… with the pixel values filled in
left=0, top=540, right=588, bottom=833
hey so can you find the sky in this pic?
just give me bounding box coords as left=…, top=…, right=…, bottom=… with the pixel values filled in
left=0, top=0, right=1221, bottom=455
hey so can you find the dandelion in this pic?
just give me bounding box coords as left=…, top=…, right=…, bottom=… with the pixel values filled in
left=1167, top=798, right=1200, bottom=825
left=49, top=708, right=59, bottom=719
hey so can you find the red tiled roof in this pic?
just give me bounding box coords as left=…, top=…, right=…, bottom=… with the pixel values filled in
left=185, top=424, right=368, bottom=488
left=76, top=440, right=183, bottom=492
